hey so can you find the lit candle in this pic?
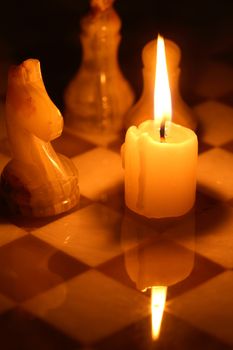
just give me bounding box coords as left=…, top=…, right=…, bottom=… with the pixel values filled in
left=122, top=35, right=198, bottom=218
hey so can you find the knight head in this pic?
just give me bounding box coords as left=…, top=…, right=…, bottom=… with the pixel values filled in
left=6, top=59, right=63, bottom=142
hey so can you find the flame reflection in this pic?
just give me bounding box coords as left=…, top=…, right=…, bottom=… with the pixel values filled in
left=151, top=286, right=167, bottom=340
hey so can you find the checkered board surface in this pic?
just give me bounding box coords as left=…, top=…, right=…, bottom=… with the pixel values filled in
left=0, top=59, right=233, bottom=350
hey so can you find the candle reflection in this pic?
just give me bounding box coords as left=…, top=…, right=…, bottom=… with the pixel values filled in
left=121, top=209, right=195, bottom=341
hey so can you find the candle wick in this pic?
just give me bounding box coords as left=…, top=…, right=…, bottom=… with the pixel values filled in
left=160, top=119, right=166, bottom=142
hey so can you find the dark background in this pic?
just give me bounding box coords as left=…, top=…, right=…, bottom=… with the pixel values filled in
left=0, top=0, right=232, bottom=109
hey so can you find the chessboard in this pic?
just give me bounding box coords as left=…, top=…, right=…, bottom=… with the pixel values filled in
left=0, top=56, right=233, bottom=350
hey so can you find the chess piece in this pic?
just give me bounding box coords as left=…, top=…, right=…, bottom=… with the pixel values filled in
left=1, top=59, right=80, bottom=217
left=124, top=38, right=197, bottom=130
left=64, top=0, right=135, bottom=138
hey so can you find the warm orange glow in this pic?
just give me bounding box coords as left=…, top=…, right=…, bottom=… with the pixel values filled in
left=151, top=286, right=167, bottom=340
left=154, top=35, right=172, bottom=125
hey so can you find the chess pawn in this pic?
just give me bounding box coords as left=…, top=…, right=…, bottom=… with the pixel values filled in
left=1, top=59, right=80, bottom=217
left=64, top=0, right=135, bottom=136
left=124, top=38, right=197, bottom=130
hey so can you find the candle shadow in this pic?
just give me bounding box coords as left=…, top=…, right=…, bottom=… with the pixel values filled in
left=195, top=184, right=229, bottom=237
left=121, top=207, right=196, bottom=257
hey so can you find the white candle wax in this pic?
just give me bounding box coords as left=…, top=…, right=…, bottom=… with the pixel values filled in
left=123, top=120, right=198, bottom=218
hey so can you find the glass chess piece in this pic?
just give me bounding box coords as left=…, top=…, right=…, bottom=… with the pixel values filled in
left=64, top=0, right=135, bottom=143
left=0, top=59, right=80, bottom=217
left=124, top=38, right=197, bottom=130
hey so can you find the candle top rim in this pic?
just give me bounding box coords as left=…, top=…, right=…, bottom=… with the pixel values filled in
left=127, top=120, right=197, bottom=145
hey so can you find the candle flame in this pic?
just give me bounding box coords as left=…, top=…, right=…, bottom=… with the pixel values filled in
left=151, top=286, right=167, bottom=340
left=154, top=35, right=172, bottom=125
